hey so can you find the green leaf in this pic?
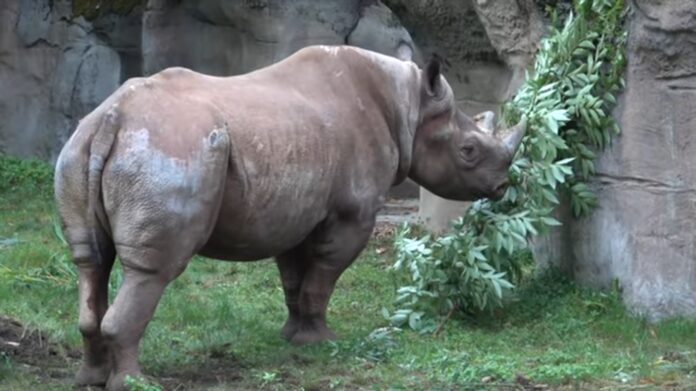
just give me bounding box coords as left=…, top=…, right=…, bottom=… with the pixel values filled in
left=408, top=311, right=424, bottom=330
left=494, top=231, right=503, bottom=252
left=545, top=115, right=559, bottom=134
left=549, top=109, right=569, bottom=123
left=492, top=279, right=502, bottom=299
left=545, top=169, right=557, bottom=189
left=551, top=165, right=566, bottom=183
left=541, top=188, right=560, bottom=204
left=540, top=216, right=562, bottom=226
left=579, top=40, right=595, bottom=50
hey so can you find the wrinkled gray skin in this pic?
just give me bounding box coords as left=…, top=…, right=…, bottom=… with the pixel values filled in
left=54, top=45, right=525, bottom=390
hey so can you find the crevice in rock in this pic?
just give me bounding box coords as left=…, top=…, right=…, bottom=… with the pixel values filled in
left=667, top=82, right=696, bottom=90
left=632, top=1, right=659, bottom=22
left=595, top=172, right=696, bottom=194
left=343, top=4, right=363, bottom=44
left=58, top=16, right=94, bottom=34
left=67, top=44, right=93, bottom=103
left=657, top=70, right=696, bottom=81
left=25, top=38, right=60, bottom=49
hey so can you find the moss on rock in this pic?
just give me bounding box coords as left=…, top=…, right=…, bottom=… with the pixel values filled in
left=72, top=0, right=144, bottom=20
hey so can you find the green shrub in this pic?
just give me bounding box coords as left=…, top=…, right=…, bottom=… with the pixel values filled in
left=0, top=154, right=53, bottom=194
left=391, top=0, right=627, bottom=330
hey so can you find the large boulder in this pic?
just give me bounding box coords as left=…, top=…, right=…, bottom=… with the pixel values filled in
left=534, top=0, right=696, bottom=320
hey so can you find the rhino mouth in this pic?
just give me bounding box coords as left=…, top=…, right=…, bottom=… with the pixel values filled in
left=489, top=180, right=509, bottom=200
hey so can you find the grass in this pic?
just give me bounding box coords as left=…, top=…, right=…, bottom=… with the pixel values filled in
left=1, top=154, right=695, bottom=390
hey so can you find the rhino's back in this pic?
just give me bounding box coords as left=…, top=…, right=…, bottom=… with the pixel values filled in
left=196, top=49, right=398, bottom=260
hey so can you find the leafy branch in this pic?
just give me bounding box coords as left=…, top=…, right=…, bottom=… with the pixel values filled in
left=389, top=0, right=628, bottom=332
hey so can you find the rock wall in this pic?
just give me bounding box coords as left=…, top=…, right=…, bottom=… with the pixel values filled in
left=0, top=0, right=415, bottom=161
left=0, top=0, right=139, bottom=161
left=141, top=0, right=414, bottom=77
left=535, top=0, right=696, bottom=320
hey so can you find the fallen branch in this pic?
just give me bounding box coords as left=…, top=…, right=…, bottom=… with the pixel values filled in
left=433, top=305, right=457, bottom=336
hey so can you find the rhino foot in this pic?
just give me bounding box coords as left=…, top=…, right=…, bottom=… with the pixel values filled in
left=75, top=362, right=111, bottom=386
left=290, top=325, right=337, bottom=345
left=106, top=370, right=147, bottom=391
left=280, top=318, right=300, bottom=341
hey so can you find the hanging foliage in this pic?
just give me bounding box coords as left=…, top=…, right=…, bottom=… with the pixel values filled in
left=390, top=0, right=628, bottom=333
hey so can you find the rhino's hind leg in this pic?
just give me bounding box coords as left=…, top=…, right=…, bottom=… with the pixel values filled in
left=101, top=247, right=188, bottom=391
left=96, top=126, right=230, bottom=390
left=290, top=214, right=376, bottom=345
left=276, top=245, right=310, bottom=340
left=74, top=242, right=116, bottom=386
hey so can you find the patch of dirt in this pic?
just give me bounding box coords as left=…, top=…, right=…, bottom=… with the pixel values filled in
left=0, top=315, right=79, bottom=384
left=376, top=198, right=419, bottom=227
left=0, top=316, right=79, bottom=366
left=157, top=348, right=246, bottom=389
left=0, top=315, right=249, bottom=390
left=372, top=222, right=398, bottom=241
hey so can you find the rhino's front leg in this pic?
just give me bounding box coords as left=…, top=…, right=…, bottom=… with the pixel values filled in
left=290, top=214, right=376, bottom=345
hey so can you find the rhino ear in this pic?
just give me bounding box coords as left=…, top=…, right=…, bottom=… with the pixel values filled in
left=424, top=55, right=443, bottom=97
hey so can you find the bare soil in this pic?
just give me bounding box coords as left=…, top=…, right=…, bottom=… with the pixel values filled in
left=0, top=315, right=78, bottom=385
left=0, top=316, right=248, bottom=390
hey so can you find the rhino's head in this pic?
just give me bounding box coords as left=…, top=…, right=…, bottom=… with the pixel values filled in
left=408, top=58, right=526, bottom=201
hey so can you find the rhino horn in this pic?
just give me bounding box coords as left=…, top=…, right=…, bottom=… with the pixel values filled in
left=503, top=116, right=527, bottom=154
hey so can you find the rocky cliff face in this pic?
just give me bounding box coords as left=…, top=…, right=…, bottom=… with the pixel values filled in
left=141, top=0, right=414, bottom=77
left=0, top=0, right=416, bottom=161
left=535, top=0, right=696, bottom=320
left=0, top=0, right=139, bottom=160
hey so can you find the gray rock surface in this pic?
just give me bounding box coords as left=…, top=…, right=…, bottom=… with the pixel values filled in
left=472, top=0, right=542, bottom=69
left=535, top=0, right=696, bottom=320
left=142, top=0, right=415, bottom=77
left=0, top=0, right=139, bottom=161
left=0, top=0, right=414, bottom=161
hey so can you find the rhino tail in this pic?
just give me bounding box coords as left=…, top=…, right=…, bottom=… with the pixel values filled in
left=86, top=107, right=120, bottom=265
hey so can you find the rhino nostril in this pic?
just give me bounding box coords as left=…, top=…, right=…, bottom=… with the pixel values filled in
left=490, top=180, right=509, bottom=200
left=494, top=180, right=509, bottom=193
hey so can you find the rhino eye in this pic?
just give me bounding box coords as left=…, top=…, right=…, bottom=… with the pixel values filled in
left=460, top=144, right=477, bottom=160
left=459, top=143, right=478, bottom=167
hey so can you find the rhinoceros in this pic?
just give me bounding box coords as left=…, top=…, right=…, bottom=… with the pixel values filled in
left=54, top=45, right=525, bottom=389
